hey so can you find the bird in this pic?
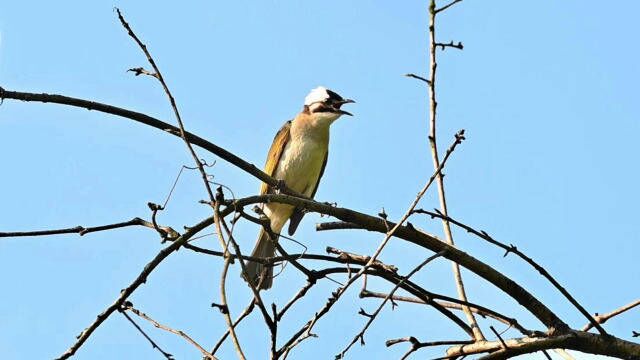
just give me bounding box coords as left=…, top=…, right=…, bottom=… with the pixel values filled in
left=244, top=86, right=354, bottom=290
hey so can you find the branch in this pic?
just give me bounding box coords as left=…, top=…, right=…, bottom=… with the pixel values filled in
left=276, top=130, right=468, bottom=356
left=427, top=0, right=483, bottom=341
left=434, top=41, right=464, bottom=51
left=337, top=251, right=446, bottom=358
left=447, top=331, right=640, bottom=360
left=211, top=299, right=256, bottom=356
left=581, top=298, right=640, bottom=332
left=55, top=215, right=214, bottom=359
left=217, top=193, right=566, bottom=332
left=277, top=266, right=473, bottom=357
left=0, top=217, right=178, bottom=239
left=413, top=208, right=607, bottom=335
left=120, top=308, right=175, bottom=360
left=386, top=337, right=473, bottom=360
left=405, top=73, right=431, bottom=85
left=115, top=8, right=215, bottom=202
left=212, top=198, right=246, bottom=360
left=0, top=88, right=302, bottom=197
left=359, top=290, right=530, bottom=335
left=120, top=302, right=215, bottom=360
left=434, top=0, right=463, bottom=14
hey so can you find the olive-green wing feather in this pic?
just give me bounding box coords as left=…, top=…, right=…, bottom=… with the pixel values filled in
left=287, top=151, right=328, bottom=236
left=261, top=121, right=292, bottom=195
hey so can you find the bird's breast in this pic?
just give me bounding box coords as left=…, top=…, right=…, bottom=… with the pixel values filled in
left=274, top=136, right=327, bottom=196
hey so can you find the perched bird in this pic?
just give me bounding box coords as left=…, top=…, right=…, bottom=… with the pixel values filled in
left=245, top=86, right=354, bottom=290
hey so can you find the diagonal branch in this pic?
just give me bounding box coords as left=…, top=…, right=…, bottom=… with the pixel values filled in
left=120, top=308, right=175, bottom=360
left=413, top=208, right=607, bottom=335
left=121, top=302, right=215, bottom=360
left=581, top=298, right=640, bottom=332
left=115, top=8, right=215, bottom=202
left=359, top=290, right=530, bottom=335
left=337, top=251, right=446, bottom=358
left=0, top=88, right=302, bottom=197
left=55, top=215, right=214, bottom=359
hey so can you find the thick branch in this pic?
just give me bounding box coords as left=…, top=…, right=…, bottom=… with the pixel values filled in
left=446, top=331, right=640, bottom=360
left=225, top=193, right=568, bottom=333
left=413, top=208, right=607, bottom=335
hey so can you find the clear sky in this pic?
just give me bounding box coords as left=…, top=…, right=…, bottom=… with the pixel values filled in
left=1, top=1, right=638, bottom=359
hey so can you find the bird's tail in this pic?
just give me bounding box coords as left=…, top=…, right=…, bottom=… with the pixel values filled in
left=244, top=228, right=276, bottom=290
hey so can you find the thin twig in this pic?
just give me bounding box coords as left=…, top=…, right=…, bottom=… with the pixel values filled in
left=0, top=217, right=179, bottom=238
left=385, top=336, right=473, bottom=360
left=405, top=73, right=431, bottom=85
left=359, top=290, right=529, bottom=335
left=337, top=251, right=446, bottom=358
left=212, top=198, right=246, bottom=359
left=115, top=8, right=215, bottom=202
left=121, top=302, right=215, bottom=360
left=120, top=308, right=174, bottom=359
left=56, top=215, right=214, bottom=360
left=211, top=299, right=257, bottom=355
left=581, top=298, right=640, bottom=332
left=427, top=0, right=483, bottom=341
left=434, top=0, right=463, bottom=14
left=434, top=41, right=464, bottom=50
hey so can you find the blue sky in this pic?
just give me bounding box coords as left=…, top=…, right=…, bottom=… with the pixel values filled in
left=1, top=1, right=638, bottom=359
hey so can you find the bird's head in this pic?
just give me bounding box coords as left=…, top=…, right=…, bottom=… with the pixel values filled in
left=303, top=86, right=355, bottom=123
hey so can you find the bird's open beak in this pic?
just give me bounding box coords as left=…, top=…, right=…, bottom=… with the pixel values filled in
left=335, top=99, right=355, bottom=116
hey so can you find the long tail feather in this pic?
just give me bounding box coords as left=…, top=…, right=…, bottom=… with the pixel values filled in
left=244, top=228, right=276, bottom=290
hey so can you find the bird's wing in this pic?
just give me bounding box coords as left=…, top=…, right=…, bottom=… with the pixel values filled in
left=261, top=120, right=292, bottom=195
left=287, top=151, right=328, bottom=236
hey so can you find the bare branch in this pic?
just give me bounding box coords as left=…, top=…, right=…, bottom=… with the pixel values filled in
left=359, top=290, right=530, bottom=335
left=413, top=208, right=607, bottom=335
left=211, top=299, right=256, bottom=355
left=386, top=336, right=473, bottom=360
left=405, top=73, right=431, bottom=85
left=582, top=298, right=640, bottom=332
left=434, top=0, right=463, bottom=14
left=427, top=0, right=483, bottom=341
left=0, top=88, right=303, bottom=197
left=120, top=308, right=175, bottom=360
left=56, top=215, right=214, bottom=359
left=115, top=8, right=215, bottom=202
left=121, top=302, right=215, bottom=360
left=0, top=217, right=179, bottom=239
left=435, top=41, right=464, bottom=51
left=337, top=251, right=446, bottom=358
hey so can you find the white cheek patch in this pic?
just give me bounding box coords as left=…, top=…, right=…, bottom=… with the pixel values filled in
left=304, top=86, right=330, bottom=106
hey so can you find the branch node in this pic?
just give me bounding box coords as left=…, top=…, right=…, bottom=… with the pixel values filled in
left=211, top=303, right=229, bottom=314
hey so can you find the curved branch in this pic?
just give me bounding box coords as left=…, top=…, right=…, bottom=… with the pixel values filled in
left=0, top=88, right=300, bottom=196
left=412, top=209, right=607, bottom=335
left=226, top=194, right=568, bottom=333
